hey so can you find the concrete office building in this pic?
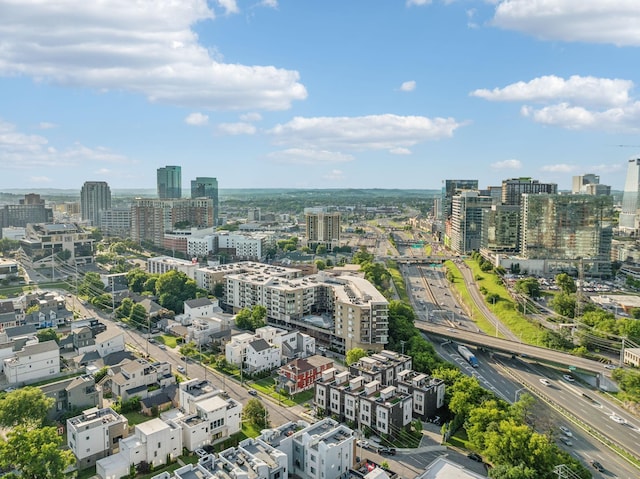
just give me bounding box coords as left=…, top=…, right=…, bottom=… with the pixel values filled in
left=131, top=198, right=214, bottom=247
left=191, top=177, right=219, bottom=226
left=0, top=193, right=53, bottom=234
left=157, top=165, right=182, bottom=199
left=481, top=204, right=520, bottom=253
left=501, top=177, right=557, bottom=206
left=99, top=208, right=131, bottom=237
left=304, top=207, right=340, bottom=252
left=80, top=181, right=112, bottom=227
left=441, top=179, right=478, bottom=221
left=449, top=191, right=493, bottom=254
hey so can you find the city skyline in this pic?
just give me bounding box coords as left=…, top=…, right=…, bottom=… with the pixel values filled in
left=1, top=1, right=639, bottom=191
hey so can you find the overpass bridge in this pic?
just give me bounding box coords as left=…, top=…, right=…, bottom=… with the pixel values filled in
left=390, top=256, right=455, bottom=265
left=417, top=323, right=610, bottom=376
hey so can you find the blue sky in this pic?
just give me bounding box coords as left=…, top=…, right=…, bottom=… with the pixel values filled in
left=1, top=0, right=639, bottom=192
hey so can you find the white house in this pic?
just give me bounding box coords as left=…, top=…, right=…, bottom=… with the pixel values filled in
left=67, top=407, right=129, bottom=470
left=3, top=340, right=60, bottom=384
left=245, top=338, right=280, bottom=374
left=225, top=332, right=256, bottom=366
left=96, top=418, right=182, bottom=479
left=180, top=297, right=221, bottom=326
left=256, top=326, right=315, bottom=360
left=186, top=316, right=228, bottom=346
left=95, top=329, right=125, bottom=357
left=106, top=358, right=175, bottom=401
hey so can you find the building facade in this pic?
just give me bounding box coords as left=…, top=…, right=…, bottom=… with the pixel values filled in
left=304, top=208, right=340, bottom=252
left=620, top=158, right=640, bottom=231
left=3, top=340, right=60, bottom=384
left=80, top=181, right=112, bottom=227
left=449, top=191, right=493, bottom=254
left=501, top=177, right=557, bottom=206
left=191, top=177, right=219, bottom=226
left=99, top=208, right=131, bottom=237
left=157, top=165, right=182, bottom=199
left=441, top=179, right=478, bottom=221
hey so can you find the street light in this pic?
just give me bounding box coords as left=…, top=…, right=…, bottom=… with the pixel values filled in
left=514, top=387, right=527, bottom=403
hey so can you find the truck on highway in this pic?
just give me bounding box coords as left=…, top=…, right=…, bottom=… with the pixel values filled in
left=458, top=345, right=479, bottom=367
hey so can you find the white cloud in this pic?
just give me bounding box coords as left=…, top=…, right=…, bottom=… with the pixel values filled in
left=471, top=75, right=632, bottom=107
left=407, top=0, right=432, bottom=6
left=267, top=148, right=354, bottom=165
left=491, top=159, right=522, bottom=169
left=323, top=169, right=345, bottom=181
left=0, top=0, right=307, bottom=111
left=217, top=0, right=239, bottom=15
left=185, top=112, right=209, bottom=126
left=540, top=163, right=576, bottom=173
left=492, top=0, right=640, bottom=47
left=38, top=122, right=58, bottom=129
left=400, top=81, right=416, bottom=92
left=521, top=102, right=640, bottom=131
left=0, top=118, right=133, bottom=170
left=216, top=122, right=257, bottom=135
left=240, top=112, right=263, bottom=122
left=390, top=147, right=411, bottom=155
left=259, top=0, right=278, bottom=8
left=29, top=176, right=53, bottom=184
left=269, top=114, right=464, bottom=151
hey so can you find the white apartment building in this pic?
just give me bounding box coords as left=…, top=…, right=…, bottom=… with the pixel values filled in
left=187, top=235, right=216, bottom=258
left=147, top=256, right=199, bottom=280
left=3, top=340, right=60, bottom=384
left=260, top=418, right=355, bottom=479
left=195, top=262, right=302, bottom=295
left=67, top=407, right=129, bottom=469
left=225, top=267, right=389, bottom=353
left=97, top=418, right=183, bottom=479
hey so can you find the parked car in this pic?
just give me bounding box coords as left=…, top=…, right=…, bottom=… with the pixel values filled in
left=176, top=366, right=186, bottom=374
left=195, top=448, right=207, bottom=458
left=467, top=452, right=483, bottom=463
left=379, top=447, right=396, bottom=456
left=591, top=460, right=604, bottom=472
left=357, top=440, right=370, bottom=449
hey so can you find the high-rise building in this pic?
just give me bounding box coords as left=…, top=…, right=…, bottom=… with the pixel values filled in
left=190, top=177, right=218, bottom=226
left=501, top=177, right=557, bottom=206
left=80, top=181, right=111, bottom=227
left=450, top=191, right=493, bottom=254
left=441, top=179, right=478, bottom=221
left=157, top=165, right=182, bottom=199
left=0, top=194, right=53, bottom=235
left=131, top=198, right=214, bottom=246
left=620, top=159, right=640, bottom=231
left=99, top=208, right=131, bottom=237
left=304, top=207, right=340, bottom=251
left=572, top=173, right=610, bottom=196
left=520, top=194, right=613, bottom=275
left=482, top=204, right=520, bottom=253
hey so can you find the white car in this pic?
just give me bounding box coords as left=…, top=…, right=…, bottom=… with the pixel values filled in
left=539, top=378, right=551, bottom=386
left=562, top=374, right=575, bottom=382
left=610, top=414, right=626, bottom=424
left=357, top=440, right=370, bottom=449
left=176, top=366, right=186, bottom=374
left=559, top=426, right=572, bottom=437
left=195, top=448, right=207, bottom=458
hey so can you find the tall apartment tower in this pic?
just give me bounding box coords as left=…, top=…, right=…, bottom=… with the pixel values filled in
left=157, top=165, right=182, bottom=199
left=441, top=179, right=478, bottom=221
left=304, top=207, right=340, bottom=252
left=620, top=159, right=640, bottom=231
left=501, top=177, right=557, bottom=206
left=450, top=191, right=493, bottom=254
left=190, top=177, right=218, bottom=226
left=80, top=181, right=111, bottom=227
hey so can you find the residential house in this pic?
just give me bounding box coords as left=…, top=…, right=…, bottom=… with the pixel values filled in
left=3, top=340, right=60, bottom=384
left=67, top=407, right=129, bottom=469
left=260, top=418, right=355, bottom=479
left=96, top=417, right=183, bottom=479
left=245, top=338, right=280, bottom=374
left=95, top=329, right=125, bottom=357
left=41, top=374, right=100, bottom=420
left=225, top=332, right=256, bottom=366
left=103, top=358, right=175, bottom=401
left=182, top=297, right=220, bottom=326
left=396, top=370, right=445, bottom=421
left=278, top=355, right=334, bottom=395
left=256, top=325, right=315, bottom=361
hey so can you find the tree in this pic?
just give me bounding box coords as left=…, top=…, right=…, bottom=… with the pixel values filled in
left=155, top=269, right=198, bottom=313
left=78, top=272, right=105, bottom=298
left=346, top=347, right=367, bottom=365
left=0, top=426, right=74, bottom=479
left=36, top=328, right=59, bottom=344
left=94, top=366, right=109, bottom=383
left=315, top=259, right=326, bottom=270
left=115, top=297, right=134, bottom=320
left=235, top=306, right=266, bottom=331
left=126, top=269, right=151, bottom=293
left=549, top=293, right=575, bottom=318
left=0, top=387, right=54, bottom=428
left=514, top=278, right=541, bottom=298
left=128, top=303, right=148, bottom=329
left=315, top=244, right=327, bottom=255
left=243, top=398, right=268, bottom=429
left=555, top=273, right=577, bottom=294
left=213, top=283, right=225, bottom=298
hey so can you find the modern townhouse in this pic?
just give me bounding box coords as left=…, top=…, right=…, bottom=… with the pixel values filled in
left=3, top=339, right=60, bottom=384
left=67, top=407, right=129, bottom=470
left=42, top=374, right=100, bottom=420
left=396, top=370, right=445, bottom=421
left=103, top=358, right=175, bottom=401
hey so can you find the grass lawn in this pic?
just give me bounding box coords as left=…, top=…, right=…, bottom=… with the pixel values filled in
left=74, top=465, right=97, bottom=479
left=386, top=260, right=409, bottom=303
left=464, top=259, right=546, bottom=345
left=444, top=261, right=503, bottom=337
left=123, top=411, right=153, bottom=427
left=156, top=334, right=178, bottom=348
